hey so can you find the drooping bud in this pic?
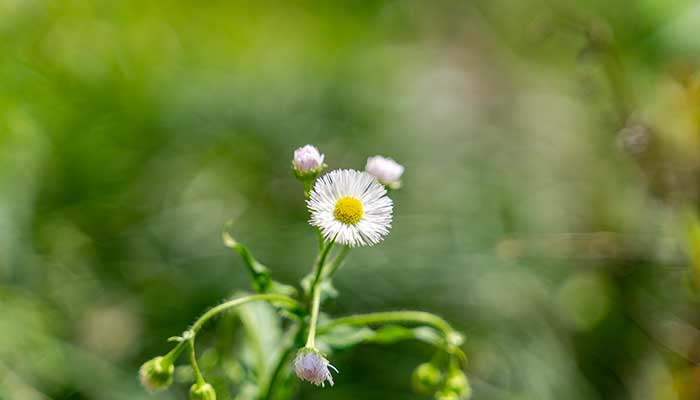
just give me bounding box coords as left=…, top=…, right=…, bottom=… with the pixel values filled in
left=190, top=382, right=217, bottom=400
left=293, top=348, right=338, bottom=387
left=412, top=362, right=442, bottom=394
left=139, top=356, right=174, bottom=392
left=293, top=145, right=326, bottom=176
left=365, top=155, right=404, bottom=189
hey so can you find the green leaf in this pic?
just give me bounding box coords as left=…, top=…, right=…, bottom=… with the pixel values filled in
left=267, top=280, right=299, bottom=298
left=237, top=299, right=282, bottom=377
left=223, top=228, right=272, bottom=293
left=223, top=227, right=299, bottom=298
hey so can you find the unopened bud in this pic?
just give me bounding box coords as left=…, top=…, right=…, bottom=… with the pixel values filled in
left=365, top=155, right=404, bottom=189
left=294, top=347, right=338, bottom=387
left=292, top=145, right=326, bottom=176
left=412, top=362, right=442, bottom=394
left=190, top=382, right=217, bottom=400
left=139, top=356, right=174, bottom=392
left=445, top=370, right=471, bottom=398
left=435, top=389, right=460, bottom=400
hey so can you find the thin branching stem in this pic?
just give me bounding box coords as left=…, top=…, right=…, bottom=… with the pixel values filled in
left=191, top=294, right=300, bottom=334
left=318, top=311, right=455, bottom=337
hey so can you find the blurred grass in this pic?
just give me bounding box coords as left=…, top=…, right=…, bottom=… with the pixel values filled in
left=2, top=0, right=700, bottom=399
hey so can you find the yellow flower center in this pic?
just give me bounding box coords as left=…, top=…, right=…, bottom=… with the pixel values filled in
left=333, top=196, right=363, bottom=225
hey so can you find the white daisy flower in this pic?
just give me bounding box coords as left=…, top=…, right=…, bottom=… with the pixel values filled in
left=365, top=155, right=404, bottom=188
left=294, top=349, right=338, bottom=387
left=293, top=144, right=325, bottom=174
left=307, top=169, right=393, bottom=247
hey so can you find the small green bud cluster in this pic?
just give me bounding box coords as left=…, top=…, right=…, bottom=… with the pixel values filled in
left=412, top=361, right=471, bottom=400
left=139, top=356, right=174, bottom=392
left=436, top=369, right=471, bottom=400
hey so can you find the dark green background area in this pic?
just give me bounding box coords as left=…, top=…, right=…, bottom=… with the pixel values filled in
left=2, top=1, right=700, bottom=399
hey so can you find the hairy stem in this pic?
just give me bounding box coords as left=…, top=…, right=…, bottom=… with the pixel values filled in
left=161, top=338, right=188, bottom=365
left=190, top=294, right=300, bottom=334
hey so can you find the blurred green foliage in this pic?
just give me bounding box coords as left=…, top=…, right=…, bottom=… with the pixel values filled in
left=2, top=0, right=700, bottom=399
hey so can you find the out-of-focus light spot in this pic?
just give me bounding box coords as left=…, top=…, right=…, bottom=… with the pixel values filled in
left=43, top=20, right=118, bottom=81
left=617, top=123, right=649, bottom=156
left=77, top=303, right=141, bottom=361
left=556, top=272, right=611, bottom=331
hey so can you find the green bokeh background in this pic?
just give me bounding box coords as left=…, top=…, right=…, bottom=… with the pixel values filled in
left=2, top=1, right=700, bottom=399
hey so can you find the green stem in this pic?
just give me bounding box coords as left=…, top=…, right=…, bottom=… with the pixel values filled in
left=191, top=294, right=300, bottom=334
left=188, top=339, right=205, bottom=385
left=308, top=241, right=334, bottom=294
left=305, top=285, right=322, bottom=348
left=161, top=337, right=188, bottom=365
left=322, top=245, right=350, bottom=280
left=318, top=311, right=458, bottom=344
left=316, top=230, right=324, bottom=251
left=319, top=311, right=466, bottom=366
left=305, top=240, right=334, bottom=348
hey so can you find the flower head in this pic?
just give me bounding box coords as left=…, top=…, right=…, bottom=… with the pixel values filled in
left=293, top=145, right=325, bottom=175
left=139, top=356, right=174, bottom=392
left=365, top=155, right=404, bottom=189
left=294, top=348, right=338, bottom=387
left=307, top=169, right=393, bottom=247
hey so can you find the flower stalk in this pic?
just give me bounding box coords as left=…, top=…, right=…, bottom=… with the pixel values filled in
left=188, top=339, right=205, bottom=386
left=305, top=240, right=334, bottom=348
left=318, top=310, right=465, bottom=359
left=190, top=294, right=300, bottom=334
